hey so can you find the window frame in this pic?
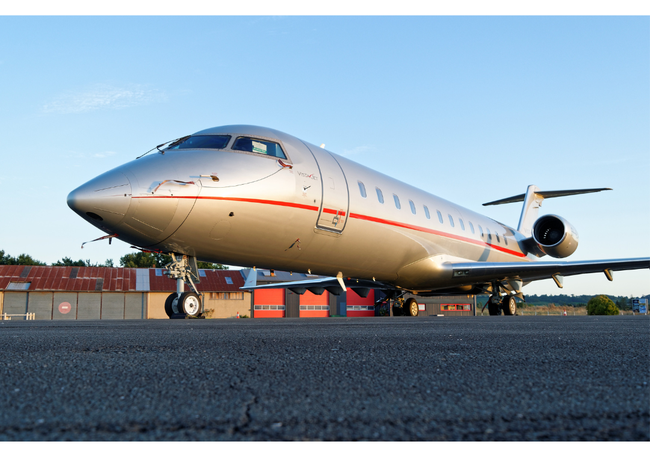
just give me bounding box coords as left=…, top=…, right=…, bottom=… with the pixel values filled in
left=358, top=181, right=367, bottom=198
left=376, top=188, right=384, bottom=204
left=228, top=135, right=290, bottom=161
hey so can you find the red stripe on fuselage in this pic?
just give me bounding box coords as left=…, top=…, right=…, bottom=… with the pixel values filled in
left=132, top=195, right=526, bottom=258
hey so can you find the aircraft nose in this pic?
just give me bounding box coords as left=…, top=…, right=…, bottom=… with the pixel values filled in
left=67, top=169, right=132, bottom=228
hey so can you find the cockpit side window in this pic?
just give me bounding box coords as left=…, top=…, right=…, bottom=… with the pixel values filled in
left=167, top=135, right=231, bottom=150
left=232, top=137, right=287, bottom=159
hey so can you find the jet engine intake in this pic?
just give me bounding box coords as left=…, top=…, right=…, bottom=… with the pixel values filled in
left=532, top=214, right=579, bottom=258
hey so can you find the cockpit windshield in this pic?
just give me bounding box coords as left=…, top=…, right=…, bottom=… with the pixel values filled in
left=167, top=135, right=231, bottom=150
left=232, top=137, right=287, bottom=159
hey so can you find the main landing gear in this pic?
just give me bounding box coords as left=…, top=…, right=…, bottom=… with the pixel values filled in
left=163, top=253, right=203, bottom=319
left=387, top=294, right=419, bottom=316
left=484, top=281, right=523, bottom=316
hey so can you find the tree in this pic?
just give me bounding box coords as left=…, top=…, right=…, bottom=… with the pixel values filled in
left=53, top=257, right=87, bottom=267
left=0, top=250, right=45, bottom=266
left=120, top=252, right=159, bottom=268
left=587, top=295, right=620, bottom=315
left=197, top=261, right=228, bottom=269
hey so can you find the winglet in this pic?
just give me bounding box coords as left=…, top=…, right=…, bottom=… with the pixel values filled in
left=243, top=268, right=258, bottom=289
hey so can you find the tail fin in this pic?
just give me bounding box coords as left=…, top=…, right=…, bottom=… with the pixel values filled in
left=483, top=185, right=611, bottom=236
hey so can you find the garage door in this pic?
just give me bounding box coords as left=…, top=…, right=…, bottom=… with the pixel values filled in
left=3, top=292, right=27, bottom=315
left=101, top=293, right=124, bottom=320
left=253, top=289, right=285, bottom=318
left=78, top=293, right=101, bottom=320
left=28, top=292, right=53, bottom=320
left=125, top=293, right=144, bottom=319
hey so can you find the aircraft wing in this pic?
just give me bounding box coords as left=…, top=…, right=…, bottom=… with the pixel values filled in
left=448, top=257, right=650, bottom=287
left=241, top=257, right=648, bottom=296
left=241, top=269, right=392, bottom=297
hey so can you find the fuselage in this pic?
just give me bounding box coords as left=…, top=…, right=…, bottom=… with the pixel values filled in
left=67, top=125, right=532, bottom=293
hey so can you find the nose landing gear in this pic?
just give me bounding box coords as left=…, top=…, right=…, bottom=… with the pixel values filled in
left=163, top=253, right=203, bottom=319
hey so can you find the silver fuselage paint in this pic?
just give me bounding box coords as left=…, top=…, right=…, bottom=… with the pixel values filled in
left=68, top=125, right=530, bottom=292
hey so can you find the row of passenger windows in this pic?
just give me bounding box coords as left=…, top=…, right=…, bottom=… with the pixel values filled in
left=357, top=181, right=508, bottom=245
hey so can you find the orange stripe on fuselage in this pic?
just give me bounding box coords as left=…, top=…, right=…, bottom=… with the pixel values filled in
left=132, top=195, right=526, bottom=258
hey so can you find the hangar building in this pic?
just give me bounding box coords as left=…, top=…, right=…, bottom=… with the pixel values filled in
left=0, top=266, right=475, bottom=320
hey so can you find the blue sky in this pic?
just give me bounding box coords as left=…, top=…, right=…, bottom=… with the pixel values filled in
left=0, top=15, right=648, bottom=296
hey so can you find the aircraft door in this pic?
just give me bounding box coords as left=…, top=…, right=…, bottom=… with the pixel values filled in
left=312, top=147, right=350, bottom=233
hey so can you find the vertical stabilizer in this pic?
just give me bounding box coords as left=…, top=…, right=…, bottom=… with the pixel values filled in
left=517, top=185, right=544, bottom=237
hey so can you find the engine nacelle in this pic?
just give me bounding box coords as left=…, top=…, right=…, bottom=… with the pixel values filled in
left=531, top=214, right=579, bottom=258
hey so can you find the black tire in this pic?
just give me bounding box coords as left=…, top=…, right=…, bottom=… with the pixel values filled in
left=164, top=293, right=180, bottom=318
left=488, top=301, right=501, bottom=316
left=503, top=295, right=517, bottom=316
left=178, top=292, right=202, bottom=317
left=404, top=298, right=419, bottom=316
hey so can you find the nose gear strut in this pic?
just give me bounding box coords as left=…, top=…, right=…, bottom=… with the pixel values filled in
left=163, top=253, right=203, bottom=318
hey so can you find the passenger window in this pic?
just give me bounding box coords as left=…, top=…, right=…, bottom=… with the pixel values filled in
left=393, top=194, right=401, bottom=210
left=376, top=188, right=384, bottom=204
left=358, top=181, right=367, bottom=198
left=448, top=214, right=455, bottom=227
left=459, top=218, right=465, bottom=231
left=437, top=210, right=443, bottom=223
left=487, top=228, right=492, bottom=240
left=424, top=205, right=430, bottom=219
left=168, top=135, right=231, bottom=150
left=469, top=222, right=475, bottom=234
left=479, top=225, right=484, bottom=238
left=495, top=232, right=500, bottom=243
left=409, top=200, right=416, bottom=215
left=232, top=137, right=286, bottom=158
left=503, top=233, right=508, bottom=245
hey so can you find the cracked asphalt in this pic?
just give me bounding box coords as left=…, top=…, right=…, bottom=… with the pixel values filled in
left=0, top=315, right=648, bottom=440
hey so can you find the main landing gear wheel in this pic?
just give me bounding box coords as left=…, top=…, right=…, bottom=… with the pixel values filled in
left=164, top=293, right=180, bottom=318
left=488, top=301, right=501, bottom=316
left=502, top=295, right=517, bottom=316
left=178, top=292, right=202, bottom=317
left=404, top=298, right=419, bottom=316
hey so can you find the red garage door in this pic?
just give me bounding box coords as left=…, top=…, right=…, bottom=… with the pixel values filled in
left=299, top=291, right=329, bottom=318
left=253, top=289, right=285, bottom=318
left=346, top=289, right=375, bottom=317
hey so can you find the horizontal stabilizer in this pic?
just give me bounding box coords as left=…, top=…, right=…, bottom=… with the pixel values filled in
left=483, top=188, right=611, bottom=206
left=483, top=185, right=612, bottom=237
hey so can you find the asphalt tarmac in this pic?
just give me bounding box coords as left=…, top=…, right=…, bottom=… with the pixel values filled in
left=0, top=315, right=648, bottom=441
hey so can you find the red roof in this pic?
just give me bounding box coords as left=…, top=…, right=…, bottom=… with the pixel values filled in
left=0, top=266, right=244, bottom=292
